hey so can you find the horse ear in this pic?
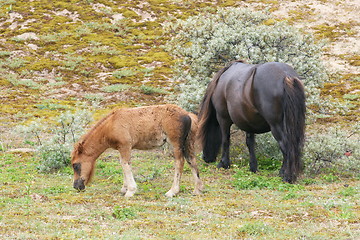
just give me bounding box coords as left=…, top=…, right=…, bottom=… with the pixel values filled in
left=76, top=142, right=84, bottom=155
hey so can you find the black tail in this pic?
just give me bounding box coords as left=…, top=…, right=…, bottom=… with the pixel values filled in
left=282, top=76, right=306, bottom=183
left=198, top=98, right=222, bottom=163
left=180, top=114, right=192, bottom=161
left=198, top=64, right=234, bottom=163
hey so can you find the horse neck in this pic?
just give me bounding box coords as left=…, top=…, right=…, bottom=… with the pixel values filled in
left=81, top=124, right=109, bottom=160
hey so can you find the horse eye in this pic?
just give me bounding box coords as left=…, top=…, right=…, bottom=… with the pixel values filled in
left=73, top=163, right=81, bottom=175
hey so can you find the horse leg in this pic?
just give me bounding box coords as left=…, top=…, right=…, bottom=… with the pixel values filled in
left=120, top=170, right=128, bottom=195
left=118, top=146, right=137, bottom=197
left=217, top=117, right=232, bottom=169
left=186, top=156, right=203, bottom=195
left=246, top=133, right=258, bottom=173
left=270, top=125, right=289, bottom=181
left=166, top=148, right=184, bottom=197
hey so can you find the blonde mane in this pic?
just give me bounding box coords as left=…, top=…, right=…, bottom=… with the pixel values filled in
left=75, top=110, right=116, bottom=155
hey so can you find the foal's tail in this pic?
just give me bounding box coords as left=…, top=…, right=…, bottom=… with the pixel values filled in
left=282, top=76, right=306, bottom=183
left=180, top=114, right=196, bottom=161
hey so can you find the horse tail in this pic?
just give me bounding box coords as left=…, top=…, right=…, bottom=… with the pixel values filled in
left=180, top=114, right=193, bottom=161
left=282, top=76, right=306, bottom=183
left=198, top=64, right=233, bottom=162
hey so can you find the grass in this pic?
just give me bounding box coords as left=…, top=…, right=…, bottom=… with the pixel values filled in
left=1, top=0, right=359, bottom=239
left=0, top=150, right=359, bottom=239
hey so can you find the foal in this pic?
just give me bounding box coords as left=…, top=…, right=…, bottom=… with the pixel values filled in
left=71, top=104, right=203, bottom=197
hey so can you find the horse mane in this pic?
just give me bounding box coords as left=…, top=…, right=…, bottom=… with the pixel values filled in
left=75, top=110, right=116, bottom=155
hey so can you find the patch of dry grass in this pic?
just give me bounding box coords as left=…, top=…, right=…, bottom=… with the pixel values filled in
left=1, top=150, right=359, bottom=239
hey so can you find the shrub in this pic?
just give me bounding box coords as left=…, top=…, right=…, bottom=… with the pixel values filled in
left=113, top=69, right=136, bottom=79
left=18, top=108, right=93, bottom=173
left=112, top=206, right=137, bottom=220
left=138, top=85, right=170, bottom=95
left=303, top=124, right=360, bottom=176
left=101, top=83, right=131, bottom=93
left=164, top=7, right=328, bottom=112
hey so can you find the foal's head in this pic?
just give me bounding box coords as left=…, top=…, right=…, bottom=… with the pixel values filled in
left=71, top=142, right=94, bottom=191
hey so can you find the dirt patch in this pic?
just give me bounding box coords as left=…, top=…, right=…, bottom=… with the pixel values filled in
left=240, top=0, right=360, bottom=75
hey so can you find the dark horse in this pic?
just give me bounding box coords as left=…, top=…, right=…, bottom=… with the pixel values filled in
left=198, top=61, right=306, bottom=183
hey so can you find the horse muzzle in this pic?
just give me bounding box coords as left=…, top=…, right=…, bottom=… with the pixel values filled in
left=73, top=178, right=85, bottom=191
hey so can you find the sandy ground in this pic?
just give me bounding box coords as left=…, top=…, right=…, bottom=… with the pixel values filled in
left=241, top=0, right=360, bottom=75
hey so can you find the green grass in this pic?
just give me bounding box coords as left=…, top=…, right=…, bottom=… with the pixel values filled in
left=1, top=0, right=360, bottom=239
left=0, top=151, right=359, bottom=239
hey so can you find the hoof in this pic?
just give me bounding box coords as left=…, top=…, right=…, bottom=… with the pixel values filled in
left=192, top=189, right=202, bottom=196
left=203, top=157, right=216, bottom=163
left=217, top=161, right=230, bottom=169
left=120, top=187, right=127, bottom=195
left=124, top=191, right=135, bottom=198
left=165, top=191, right=177, bottom=198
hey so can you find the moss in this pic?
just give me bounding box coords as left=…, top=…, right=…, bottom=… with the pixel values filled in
left=312, top=22, right=355, bottom=41
left=107, top=56, right=138, bottom=68
left=346, top=55, right=360, bottom=66
left=121, top=9, right=140, bottom=20
left=25, top=57, right=61, bottom=72
left=0, top=78, right=12, bottom=86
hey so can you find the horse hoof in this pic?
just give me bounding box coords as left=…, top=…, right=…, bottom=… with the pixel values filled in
left=165, top=191, right=177, bottom=198
left=203, top=158, right=216, bottom=163
left=217, top=162, right=230, bottom=169
left=282, top=176, right=295, bottom=184
left=120, top=188, right=127, bottom=195
left=124, top=191, right=135, bottom=198
left=165, top=193, right=174, bottom=198
left=192, top=189, right=202, bottom=196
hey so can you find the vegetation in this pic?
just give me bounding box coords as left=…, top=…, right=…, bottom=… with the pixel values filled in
left=164, top=7, right=327, bottom=111
left=1, top=0, right=359, bottom=239
left=1, top=150, right=359, bottom=239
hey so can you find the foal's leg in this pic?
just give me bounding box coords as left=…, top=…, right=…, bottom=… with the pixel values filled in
left=186, top=156, right=203, bottom=195
left=119, top=146, right=137, bottom=197
left=217, top=116, right=232, bottom=169
left=246, top=133, right=258, bottom=173
left=166, top=148, right=184, bottom=197
left=120, top=169, right=128, bottom=195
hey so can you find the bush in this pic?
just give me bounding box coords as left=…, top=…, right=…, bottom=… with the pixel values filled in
left=229, top=131, right=282, bottom=170
left=303, top=124, right=360, bottom=176
left=18, top=108, right=93, bottom=173
left=164, top=7, right=328, bottom=112
left=112, top=206, right=137, bottom=220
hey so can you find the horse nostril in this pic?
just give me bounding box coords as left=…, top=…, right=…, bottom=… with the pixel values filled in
left=73, top=178, right=85, bottom=191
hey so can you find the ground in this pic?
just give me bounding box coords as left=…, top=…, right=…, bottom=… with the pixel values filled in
left=0, top=0, right=359, bottom=239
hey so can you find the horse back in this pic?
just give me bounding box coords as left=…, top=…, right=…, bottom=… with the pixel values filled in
left=107, top=105, right=191, bottom=150
left=252, top=62, right=301, bottom=124
left=213, top=62, right=269, bottom=132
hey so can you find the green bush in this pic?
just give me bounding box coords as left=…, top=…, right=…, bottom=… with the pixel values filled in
left=138, top=85, right=170, bottom=95
left=18, top=108, right=93, bottom=173
left=112, top=206, right=137, bottom=220
left=303, top=124, right=359, bottom=176
left=164, top=7, right=327, bottom=112
left=101, top=83, right=131, bottom=93
left=112, top=69, right=136, bottom=79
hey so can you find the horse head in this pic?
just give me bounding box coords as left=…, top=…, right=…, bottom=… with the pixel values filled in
left=71, top=142, right=94, bottom=191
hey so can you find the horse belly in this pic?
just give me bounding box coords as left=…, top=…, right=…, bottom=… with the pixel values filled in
left=230, top=106, right=270, bottom=133
left=132, top=128, right=167, bottom=150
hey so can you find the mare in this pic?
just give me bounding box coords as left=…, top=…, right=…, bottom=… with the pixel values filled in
left=198, top=61, right=306, bottom=183
left=71, top=104, right=203, bottom=197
